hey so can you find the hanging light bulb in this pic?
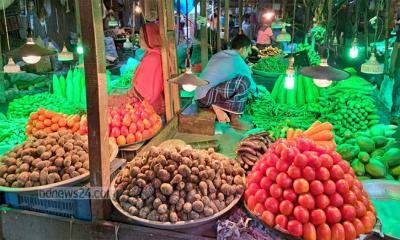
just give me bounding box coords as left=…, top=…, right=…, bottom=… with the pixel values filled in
left=361, top=49, right=383, bottom=74
left=349, top=38, right=359, bottom=59
left=22, top=37, right=41, bottom=64
left=182, top=83, right=198, bottom=92
left=263, top=11, right=275, bottom=21
left=58, top=44, right=74, bottom=61
left=284, top=58, right=295, bottom=90
left=135, top=2, right=142, bottom=13
left=76, top=38, right=84, bottom=55
left=312, top=59, right=332, bottom=87
left=123, top=38, right=133, bottom=49
left=3, top=58, right=21, bottom=74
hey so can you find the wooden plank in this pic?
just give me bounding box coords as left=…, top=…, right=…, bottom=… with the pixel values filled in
left=217, top=0, right=222, bottom=51
left=200, top=0, right=208, bottom=68
left=238, top=0, right=243, bottom=34
left=79, top=0, right=110, bottom=220
left=224, top=0, right=229, bottom=43
left=158, top=0, right=174, bottom=122
left=166, top=0, right=175, bottom=31
left=167, top=30, right=181, bottom=114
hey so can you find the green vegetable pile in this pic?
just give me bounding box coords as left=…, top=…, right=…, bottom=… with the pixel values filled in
left=252, top=56, right=288, bottom=73
left=7, top=93, right=84, bottom=119
left=246, top=86, right=317, bottom=139
left=114, top=67, right=134, bottom=89
left=271, top=75, right=320, bottom=107
left=310, top=25, right=326, bottom=43
left=295, top=43, right=321, bottom=66
left=336, top=124, right=400, bottom=181
left=0, top=113, right=27, bottom=155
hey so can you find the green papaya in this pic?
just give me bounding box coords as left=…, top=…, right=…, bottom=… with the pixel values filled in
left=351, top=159, right=366, bottom=176
left=356, top=137, right=375, bottom=153
left=365, top=159, right=387, bottom=178
left=381, top=148, right=400, bottom=167
left=358, top=151, right=370, bottom=163
left=357, top=176, right=371, bottom=181
left=337, top=144, right=360, bottom=161
left=368, top=124, right=386, bottom=137
left=371, top=148, right=386, bottom=158
left=389, top=165, right=400, bottom=177
left=385, top=174, right=395, bottom=180
left=345, top=139, right=357, bottom=145
left=372, top=136, right=389, bottom=148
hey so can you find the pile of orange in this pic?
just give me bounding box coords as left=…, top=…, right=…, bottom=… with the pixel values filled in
left=26, top=108, right=82, bottom=135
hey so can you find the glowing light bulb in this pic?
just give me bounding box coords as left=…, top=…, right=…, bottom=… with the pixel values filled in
left=182, top=84, right=197, bottom=92
left=263, top=11, right=275, bottom=20
left=284, top=73, right=295, bottom=89
left=135, top=5, right=142, bottom=13
left=313, top=79, right=332, bottom=88
left=22, top=55, right=41, bottom=64
left=350, top=46, right=359, bottom=59
left=77, top=45, right=84, bottom=55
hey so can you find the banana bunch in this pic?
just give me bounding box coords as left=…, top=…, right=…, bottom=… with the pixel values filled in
left=236, top=132, right=274, bottom=171
left=260, top=46, right=282, bottom=56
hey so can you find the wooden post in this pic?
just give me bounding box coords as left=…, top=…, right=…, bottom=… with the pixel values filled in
left=238, top=0, right=243, bottom=34
left=79, top=0, right=110, bottom=219
left=224, top=0, right=229, bottom=44
left=363, top=0, right=369, bottom=57
left=0, top=35, right=5, bottom=103
left=326, top=0, right=332, bottom=48
left=74, top=0, right=81, bottom=36
left=217, top=0, right=221, bottom=51
left=200, top=0, right=208, bottom=68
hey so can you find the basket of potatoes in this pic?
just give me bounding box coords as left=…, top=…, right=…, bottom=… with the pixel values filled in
left=0, top=130, right=90, bottom=192
left=110, top=144, right=246, bottom=229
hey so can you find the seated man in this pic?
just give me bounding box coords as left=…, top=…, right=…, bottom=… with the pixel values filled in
left=195, top=34, right=257, bottom=130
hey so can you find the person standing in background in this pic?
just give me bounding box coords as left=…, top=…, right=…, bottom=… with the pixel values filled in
left=256, top=23, right=274, bottom=49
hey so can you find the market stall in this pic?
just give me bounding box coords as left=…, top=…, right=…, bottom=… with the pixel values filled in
left=0, top=0, right=400, bottom=239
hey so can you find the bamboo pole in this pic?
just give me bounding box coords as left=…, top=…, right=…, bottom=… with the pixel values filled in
left=79, top=0, right=110, bottom=219
left=217, top=0, right=222, bottom=51
left=200, top=0, right=208, bottom=68
left=224, top=0, right=229, bottom=43
left=238, top=0, right=243, bottom=34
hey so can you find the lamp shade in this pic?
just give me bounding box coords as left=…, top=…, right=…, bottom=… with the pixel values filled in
left=3, top=58, right=21, bottom=73
left=7, top=39, right=57, bottom=59
left=169, top=69, right=208, bottom=87
left=361, top=52, right=383, bottom=75
left=0, top=0, right=14, bottom=10
left=300, top=59, right=350, bottom=81
left=58, top=45, right=74, bottom=61
left=276, top=28, right=291, bottom=42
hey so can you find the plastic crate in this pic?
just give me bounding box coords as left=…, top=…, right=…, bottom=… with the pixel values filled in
left=4, top=186, right=92, bottom=221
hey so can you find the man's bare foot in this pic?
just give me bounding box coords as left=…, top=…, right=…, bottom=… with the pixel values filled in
left=230, top=114, right=252, bottom=131
left=212, top=105, right=230, bottom=123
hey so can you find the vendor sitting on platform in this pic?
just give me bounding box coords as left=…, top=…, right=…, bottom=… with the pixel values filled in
left=195, top=34, right=257, bottom=131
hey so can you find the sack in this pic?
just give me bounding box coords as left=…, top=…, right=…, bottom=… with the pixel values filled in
left=378, top=74, right=394, bottom=110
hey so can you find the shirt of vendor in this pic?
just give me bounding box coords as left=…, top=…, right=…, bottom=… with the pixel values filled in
left=257, top=26, right=274, bottom=45
left=195, top=35, right=257, bottom=100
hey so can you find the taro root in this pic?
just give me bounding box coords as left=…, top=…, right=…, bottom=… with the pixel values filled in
left=192, top=200, right=204, bottom=213
left=160, top=183, right=173, bottom=195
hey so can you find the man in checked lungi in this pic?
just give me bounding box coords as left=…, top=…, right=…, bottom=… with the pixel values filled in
left=195, top=34, right=258, bottom=131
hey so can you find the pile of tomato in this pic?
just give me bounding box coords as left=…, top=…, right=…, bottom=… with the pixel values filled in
left=245, top=137, right=376, bottom=240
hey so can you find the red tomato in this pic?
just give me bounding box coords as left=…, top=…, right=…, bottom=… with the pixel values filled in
left=250, top=171, right=263, bottom=185
left=262, top=211, right=275, bottom=227
left=293, top=178, right=310, bottom=194
left=122, top=115, right=132, bottom=127
left=343, top=174, right=354, bottom=188
left=288, top=165, right=302, bottom=179
left=247, top=182, right=260, bottom=195
left=323, top=180, right=336, bottom=195
left=266, top=152, right=279, bottom=167
left=316, top=167, right=330, bottom=181
left=276, top=172, right=292, bottom=189
left=254, top=203, right=265, bottom=216
left=336, top=179, right=350, bottom=195
left=297, top=138, right=312, bottom=152
left=126, top=134, right=136, bottom=144
left=341, top=204, right=357, bottom=222
left=316, top=194, right=330, bottom=209
left=303, top=222, right=317, bottom=240
left=317, top=224, right=332, bottom=240
left=258, top=161, right=269, bottom=174
left=305, top=152, right=321, bottom=169
left=283, top=189, right=298, bottom=203
left=136, top=121, right=145, bottom=132
left=247, top=196, right=257, bottom=210
left=311, top=209, right=326, bottom=225
left=320, top=154, right=334, bottom=168
left=281, top=148, right=291, bottom=163
left=279, top=200, right=294, bottom=216
left=275, top=214, right=288, bottom=229
left=355, top=201, right=367, bottom=218
left=260, top=177, right=273, bottom=190
left=342, top=221, right=357, bottom=240
left=298, top=193, right=315, bottom=210
left=293, top=206, right=309, bottom=223
left=331, top=223, right=345, bottom=240
left=270, top=184, right=283, bottom=198
left=329, top=193, right=344, bottom=207
left=351, top=186, right=362, bottom=200
left=120, top=126, right=129, bottom=137
left=287, top=220, right=303, bottom=237
left=255, top=189, right=268, bottom=203
left=310, top=180, right=324, bottom=195
left=134, top=132, right=143, bottom=142
left=330, top=165, right=345, bottom=181
left=128, top=123, right=137, bottom=134
left=302, top=166, right=316, bottom=181
left=337, top=161, right=350, bottom=173
left=110, top=127, right=121, bottom=138
left=275, top=143, right=287, bottom=155
left=142, top=130, right=151, bottom=139
left=325, top=206, right=342, bottom=224
left=264, top=197, right=279, bottom=214
left=360, top=195, right=370, bottom=208
left=353, top=179, right=363, bottom=190
left=294, top=153, right=308, bottom=168
left=365, top=211, right=376, bottom=227
left=352, top=218, right=366, bottom=235
left=266, top=167, right=279, bottom=181
left=361, top=215, right=374, bottom=233
left=276, top=159, right=290, bottom=172
left=244, top=189, right=252, bottom=201
left=330, top=152, right=343, bottom=164
left=343, top=191, right=357, bottom=205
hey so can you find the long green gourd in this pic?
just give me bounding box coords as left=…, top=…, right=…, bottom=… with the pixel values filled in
left=286, top=75, right=298, bottom=107
left=52, top=75, right=61, bottom=97
left=296, top=75, right=306, bottom=105
left=271, top=75, right=284, bottom=101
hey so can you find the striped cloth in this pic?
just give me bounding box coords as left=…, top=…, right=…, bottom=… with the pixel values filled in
left=196, top=76, right=251, bottom=114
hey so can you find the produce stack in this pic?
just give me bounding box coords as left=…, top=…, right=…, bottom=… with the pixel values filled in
left=252, top=56, right=288, bottom=74
left=245, top=137, right=377, bottom=239
left=0, top=130, right=89, bottom=188
left=271, top=75, right=320, bottom=106
left=336, top=124, right=400, bottom=180
left=26, top=108, right=82, bottom=136
left=236, top=132, right=274, bottom=171
left=114, top=145, right=245, bottom=222
left=0, top=113, right=27, bottom=155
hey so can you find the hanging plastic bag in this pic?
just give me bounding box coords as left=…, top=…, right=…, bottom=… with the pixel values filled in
left=378, top=74, right=394, bottom=110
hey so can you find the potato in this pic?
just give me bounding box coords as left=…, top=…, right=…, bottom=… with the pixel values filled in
left=169, top=212, right=178, bottom=223
left=160, top=183, right=173, bottom=196
left=183, top=202, right=192, bottom=213
left=36, top=160, right=51, bottom=170
left=21, top=155, right=33, bottom=164
left=6, top=174, right=16, bottom=183
left=82, top=161, right=90, bottom=170
left=71, top=155, right=79, bottom=164
left=40, top=168, right=49, bottom=185
left=47, top=166, right=58, bottom=173
left=77, top=168, right=88, bottom=175
left=40, top=151, right=52, bottom=160
left=55, top=148, right=65, bottom=157
left=0, top=178, right=6, bottom=186
left=7, top=165, right=17, bottom=174
left=47, top=173, right=61, bottom=184
left=54, top=157, right=64, bottom=167
left=17, top=172, right=30, bottom=184
left=0, top=165, right=7, bottom=177
left=5, top=157, right=17, bottom=166
left=64, top=142, right=74, bottom=152
left=63, top=156, right=72, bottom=167
left=36, top=146, right=47, bottom=155
left=74, top=162, right=83, bottom=170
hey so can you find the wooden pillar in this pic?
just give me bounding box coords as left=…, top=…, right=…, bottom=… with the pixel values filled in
left=326, top=0, right=332, bottom=48
left=363, top=0, right=369, bottom=57
left=238, top=0, right=243, bottom=34
left=79, top=0, right=110, bottom=219
left=200, top=0, right=208, bottom=68
left=0, top=35, right=5, bottom=104
left=75, top=0, right=81, bottom=36
left=224, top=0, right=229, bottom=43
left=217, top=0, right=221, bottom=51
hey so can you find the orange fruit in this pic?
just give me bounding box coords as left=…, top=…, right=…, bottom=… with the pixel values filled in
left=44, top=110, right=54, bottom=118
left=44, top=119, right=52, bottom=127
left=38, top=115, right=45, bottom=121
left=36, top=121, right=45, bottom=129
left=126, top=134, right=136, bottom=144
left=51, top=124, right=59, bottom=131
left=58, top=119, right=67, bottom=127
left=30, top=112, right=39, bottom=120
left=51, top=116, right=60, bottom=124
left=116, top=135, right=127, bottom=145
